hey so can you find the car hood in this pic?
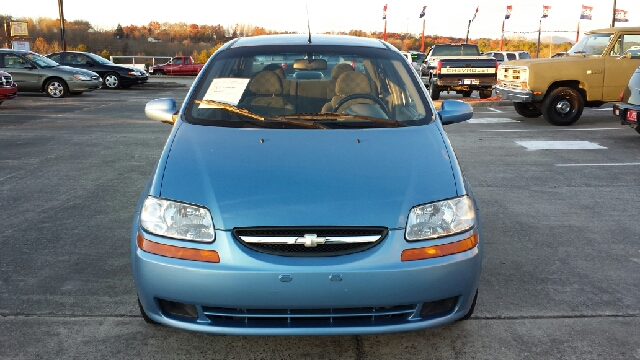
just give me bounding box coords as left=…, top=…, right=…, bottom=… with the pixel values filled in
left=158, top=123, right=459, bottom=230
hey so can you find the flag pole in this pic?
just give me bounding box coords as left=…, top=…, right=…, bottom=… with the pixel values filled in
left=576, top=21, right=580, bottom=43
left=420, top=18, right=425, bottom=52
left=611, top=0, right=617, bottom=28
left=536, top=19, right=542, bottom=58
left=383, top=20, right=387, bottom=41
left=500, top=19, right=505, bottom=51
left=465, top=19, right=471, bottom=44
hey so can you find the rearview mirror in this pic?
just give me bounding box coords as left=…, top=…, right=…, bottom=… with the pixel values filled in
left=293, top=59, right=327, bottom=70
left=438, top=100, right=473, bottom=125
left=145, top=98, right=178, bottom=125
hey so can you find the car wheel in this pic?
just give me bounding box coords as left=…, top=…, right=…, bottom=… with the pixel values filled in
left=429, top=80, right=440, bottom=100
left=462, top=90, right=473, bottom=98
left=138, top=297, right=158, bottom=325
left=479, top=90, right=493, bottom=99
left=541, top=87, right=584, bottom=126
left=152, top=70, right=166, bottom=76
left=45, top=78, right=69, bottom=98
left=458, top=289, right=478, bottom=321
left=514, top=102, right=542, bottom=118
left=103, top=73, right=121, bottom=89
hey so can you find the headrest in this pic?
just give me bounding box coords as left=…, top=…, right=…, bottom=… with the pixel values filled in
left=331, top=63, right=354, bottom=80
left=262, top=64, right=286, bottom=81
left=335, top=72, right=372, bottom=96
left=249, top=71, right=283, bottom=95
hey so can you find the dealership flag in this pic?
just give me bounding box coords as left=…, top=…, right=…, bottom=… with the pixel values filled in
left=615, top=9, right=629, bottom=22
left=505, top=5, right=512, bottom=20
left=471, top=6, right=479, bottom=22
left=580, top=5, right=593, bottom=20
left=541, top=5, right=551, bottom=18
left=382, top=4, right=387, bottom=20
left=419, top=6, right=426, bottom=19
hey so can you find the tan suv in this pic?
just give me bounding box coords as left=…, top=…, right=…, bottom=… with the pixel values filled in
left=495, top=27, right=640, bottom=125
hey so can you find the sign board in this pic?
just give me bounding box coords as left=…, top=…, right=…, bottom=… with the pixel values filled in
left=10, top=22, right=29, bottom=36
left=12, top=41, right=30, bottom=51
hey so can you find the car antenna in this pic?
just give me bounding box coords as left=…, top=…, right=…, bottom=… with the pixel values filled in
left=306, top=4, right=312, bottom=44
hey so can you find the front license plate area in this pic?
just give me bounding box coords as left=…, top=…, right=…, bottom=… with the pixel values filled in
left=626, top=109, right=637, bottom=122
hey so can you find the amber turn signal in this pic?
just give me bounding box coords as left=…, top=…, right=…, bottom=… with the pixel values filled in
left=137, top=233, right=220, bottom=263
left=401, top=233, right=478, bottom=261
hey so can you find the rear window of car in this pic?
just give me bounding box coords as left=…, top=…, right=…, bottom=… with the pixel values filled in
left=519, top=52, right=531, bottom=59
left=506, top=53, right=517, bottom=61
left=491, top=53, right=504, bottom=61
left=186, top=45, right=432, bottom=128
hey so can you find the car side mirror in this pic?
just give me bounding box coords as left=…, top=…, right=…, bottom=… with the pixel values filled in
left=145, top=98, right=178, bottom=125
left=438, top=100, right=473, bottom=125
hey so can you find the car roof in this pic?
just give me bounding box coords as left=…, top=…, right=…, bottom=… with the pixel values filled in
left=587, top=26, right=640, bottom=34
left=230, top=34, right=388, bottom=49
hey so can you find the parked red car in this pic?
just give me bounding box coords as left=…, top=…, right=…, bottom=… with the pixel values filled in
left=0, top=70, right=18, bottom=105
left=148, top=56, right=204, bottom=76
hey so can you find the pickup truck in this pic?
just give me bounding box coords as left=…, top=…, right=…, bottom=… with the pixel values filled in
left=149, top=56, right=204, bottom=76
left=495, top=26, right=640, bottom=126
left=424, top=44, right=498, bottom=100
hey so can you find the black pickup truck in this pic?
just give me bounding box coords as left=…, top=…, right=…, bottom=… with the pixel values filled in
left=424, top=44, right=498, bottom=100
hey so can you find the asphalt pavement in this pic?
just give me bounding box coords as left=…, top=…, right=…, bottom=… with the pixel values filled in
left=1, top=86, right=639, bottom=359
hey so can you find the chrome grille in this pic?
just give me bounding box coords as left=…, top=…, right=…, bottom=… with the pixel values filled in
left=233, top=227, right=388, bottom=256
left=201, top=304, right=416, bottom=328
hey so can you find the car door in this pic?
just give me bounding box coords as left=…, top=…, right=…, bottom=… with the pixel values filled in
left=168, top=57, right=183, bottom=75
left=0, top=53, right=41, bottom=91
left=604, top=33, right=640, bottom=101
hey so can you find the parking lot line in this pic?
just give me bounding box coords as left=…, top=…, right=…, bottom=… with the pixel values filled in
left=516, top=141, right=607, bottom=150
left=555, top=162, right=640, bottom=167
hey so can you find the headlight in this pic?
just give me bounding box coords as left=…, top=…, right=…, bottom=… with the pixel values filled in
left=73, top=74, right=91, bottom=80
left=405, top=196, right=475, bottom=241
left=140, top=196, right=215, bottom=242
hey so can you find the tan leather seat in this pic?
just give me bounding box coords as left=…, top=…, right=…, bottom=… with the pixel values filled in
left=321, top=71, right=376, bottom=113
left=238, top=71, right=294, bottom=116
left=326, top=63, right=354, bottom=99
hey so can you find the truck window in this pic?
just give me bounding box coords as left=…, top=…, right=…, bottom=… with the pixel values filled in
left=519, top=52, right=531, bottom=59
left=569, top=33, right=613, bottom=56
left=172, top=58, right=183, bottom=65
left=185, top=58, right=192, bottom=65
left=431, top=45, right=480, bottom=56
left=622, top=35, right=640, bottom=56
left=506, top=53, right=517, bottom=61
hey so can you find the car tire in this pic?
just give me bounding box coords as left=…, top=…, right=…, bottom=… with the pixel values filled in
left=429, top=80, right=440, bottom=100
left=462, top=90, right=473, bottom=98
left=458, top=289, right=478, bottom=321
left=479, top=90, right=493, bottom=99
left=45, top=78, right=69, bottom=98
left=152, top=70, right=166, bottom=76
left=541, top=87, right=584, bottom=126
left=514, top=102, right=542, bottom=118
left=103, top=72, right=121, bottom=89
left=138, top=297, right=158, bottom=325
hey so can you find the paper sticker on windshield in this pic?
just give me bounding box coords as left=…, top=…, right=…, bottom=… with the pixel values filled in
left=202, top=78, right=250, bottom=106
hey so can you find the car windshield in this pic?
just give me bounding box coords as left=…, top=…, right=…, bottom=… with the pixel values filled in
left=187, top=45, right=431, bottom=129
left=85, top=53, right=112, bottom=65
left=25, top=53, right=58, bottom=68
left=568, top=33, right=613, bottom=55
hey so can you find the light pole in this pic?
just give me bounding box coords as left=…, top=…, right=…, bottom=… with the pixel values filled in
left=57, top=0, right=66, bottom=51
left=611, top=0, right=617, bottom=28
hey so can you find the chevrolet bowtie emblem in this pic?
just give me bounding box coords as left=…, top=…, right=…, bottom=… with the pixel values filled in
left=296, top=234, right=326, bottom=247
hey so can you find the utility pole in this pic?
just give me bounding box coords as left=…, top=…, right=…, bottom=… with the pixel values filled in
left=611, top=0, right=617, bottom=28
left=465, top=20, right=471, bottom=44
left=58, top=0, right=66, bottom=51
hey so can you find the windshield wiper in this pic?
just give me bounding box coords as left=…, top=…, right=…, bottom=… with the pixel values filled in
left=194, top=100, right=325, bottom=128
left=274, top=113, right=407, bottom=127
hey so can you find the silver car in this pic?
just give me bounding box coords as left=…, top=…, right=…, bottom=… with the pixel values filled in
left=0, top=49, right=102, bottom=98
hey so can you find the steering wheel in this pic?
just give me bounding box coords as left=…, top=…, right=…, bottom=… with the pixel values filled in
left=334, top=94, right=390, bottom=117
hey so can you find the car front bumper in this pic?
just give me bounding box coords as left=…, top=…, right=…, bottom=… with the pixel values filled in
left=495, top=85, right=534, bottom=102
left=132, top=227, right=482, bottom=335
left=0, top=84, right=18, bottom=100
left=122, top=74, right=149, bottom=86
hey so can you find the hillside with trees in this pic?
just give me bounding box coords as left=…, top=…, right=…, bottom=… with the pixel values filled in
left=1, top=15, right=573, bottom=64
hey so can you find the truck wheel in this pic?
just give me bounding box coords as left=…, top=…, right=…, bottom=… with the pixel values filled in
left=541, top=87, right=584, bottom=126
left=45, top=78, right=69, bottom=98
left=153, top=70, right=166, bottom=76
left=479, top=90, right=493, bottom=99
left=462, top=90, right=473, bottom=98
left=104, top=73, right=121, bottom=89
left=514, top=102, right=542, bottom=118
left=429, top=80, right=440, bottom=100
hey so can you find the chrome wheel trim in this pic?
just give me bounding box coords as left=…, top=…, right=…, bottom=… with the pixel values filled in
left=555, top=99, right=571, bottom=114
left=104, top=74, right=119, bottom=88
left=47, top=81, right=64, bottom=97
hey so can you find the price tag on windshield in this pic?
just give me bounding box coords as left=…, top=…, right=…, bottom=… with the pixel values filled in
left=201, top=78, right=250, bottom=106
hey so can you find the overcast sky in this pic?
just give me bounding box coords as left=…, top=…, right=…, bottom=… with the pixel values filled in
left=3, top=0, right=637, bottom=40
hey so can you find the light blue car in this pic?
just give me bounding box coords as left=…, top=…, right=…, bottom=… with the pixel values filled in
left=132, top=34, right=482, bottom=335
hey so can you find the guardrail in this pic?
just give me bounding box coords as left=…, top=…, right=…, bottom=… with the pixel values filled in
left=109, top=56, right=173, bottom=72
